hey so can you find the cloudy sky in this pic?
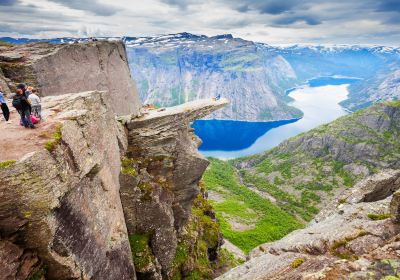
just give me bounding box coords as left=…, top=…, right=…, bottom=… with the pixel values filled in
left=1, top=0, right=400, bottom=45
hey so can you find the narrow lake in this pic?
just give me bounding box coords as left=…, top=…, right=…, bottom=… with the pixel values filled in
left=192, top=78, right=358, bottom=159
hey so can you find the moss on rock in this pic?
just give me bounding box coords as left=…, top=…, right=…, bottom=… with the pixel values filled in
left=129, top=234, right=157, bottom=272
left=291, top=258, right=305, bottom=268
left=45, top=124, right=62, bottom=152
left=0, top=160, right=16, bottom=169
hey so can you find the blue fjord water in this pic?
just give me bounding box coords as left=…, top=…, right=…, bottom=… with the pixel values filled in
left=192, top=77, right=359, bottom=159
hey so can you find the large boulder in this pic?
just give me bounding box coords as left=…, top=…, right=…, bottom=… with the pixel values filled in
left=0, top=41, right=141, bottom=116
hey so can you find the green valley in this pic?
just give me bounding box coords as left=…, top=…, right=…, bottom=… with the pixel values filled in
left=203, top=158, right=302, bottom=253
left=203, top=101, right=400, bottom=254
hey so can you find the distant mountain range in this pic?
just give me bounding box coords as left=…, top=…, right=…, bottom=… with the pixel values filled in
left=2, top=34, right=399, bottom=121
left=124, top=33, right=400, bottom=120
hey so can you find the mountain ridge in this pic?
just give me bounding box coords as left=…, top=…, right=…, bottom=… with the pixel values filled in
left=2, top=33, right=399, bottom=121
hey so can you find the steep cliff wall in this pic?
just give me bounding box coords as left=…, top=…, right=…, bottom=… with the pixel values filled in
left=0, top=41, right=141, bottom=115
left=119, top=99, right=227, bottom=279
left=0, top=91, right=135, bottom=279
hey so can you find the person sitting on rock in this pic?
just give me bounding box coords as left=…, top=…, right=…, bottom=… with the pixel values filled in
left=0, top=86, right=10, bottom=122
left=28, top=88, right=42, bottom=119
left=12, top=88, right=35, bottom=129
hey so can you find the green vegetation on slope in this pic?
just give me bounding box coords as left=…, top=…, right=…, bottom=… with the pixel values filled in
left=171, top=191, right=240, bottom=280
left=203, top=101, right=400, bottom=253
left=203, top=158, right=302, bottom=253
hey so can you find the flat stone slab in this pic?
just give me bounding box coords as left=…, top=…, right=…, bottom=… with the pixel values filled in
left=120, top=98, right=228, bottom=129
left=0, top=52, right=24, bottom=62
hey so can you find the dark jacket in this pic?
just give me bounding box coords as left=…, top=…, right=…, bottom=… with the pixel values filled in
left=12, top=94, right=30, bottom=111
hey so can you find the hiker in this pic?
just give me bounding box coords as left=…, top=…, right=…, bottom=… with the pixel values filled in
left=12, top=88, right=35, bottom=129
left=17, top=83, right=32, bottom=98
left=28, top=88, right=42, bottom=119
left=212, top=94, right=221, bottom=101
left=17, top=83, right=32, bottom=114
left=0, top=86, right=10, bottom=122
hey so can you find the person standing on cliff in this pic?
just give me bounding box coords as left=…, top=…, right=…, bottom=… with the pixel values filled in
left=12, top=88, right=35, bottom=129
left=0, top=86, right=10, bottom=122
left=17, top=83, right=32, bottom=114
left=17, top=83, right=32, bottom=98
left=28, top=88, right=42, bottom=120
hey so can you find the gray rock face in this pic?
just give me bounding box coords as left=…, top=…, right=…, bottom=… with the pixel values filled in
left=344, top=69, right=400, bottom=111
left=390, top=190, right=400, bottom=222
left=217, top=170, right=400, bottom=280
left=0, top=91, right=135, bottom=280
left=0, top=41, right=141, bottom=116
left=0, top=68, right=11, bottom=96
left=126, top=34, right=300, bottom=121
left=119, top=98, right=227, bottom=278
left=347, top=170, right=400, bottom=203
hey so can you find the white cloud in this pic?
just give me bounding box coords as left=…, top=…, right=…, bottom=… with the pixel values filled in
left=0, top=0, right=399, bottom=45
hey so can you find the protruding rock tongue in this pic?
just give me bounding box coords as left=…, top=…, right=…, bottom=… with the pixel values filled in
left=119, top=98, right=227, bottom=277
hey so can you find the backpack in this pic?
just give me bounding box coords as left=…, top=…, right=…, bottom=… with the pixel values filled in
left=31, top=114, right=39, bottom=124
left=12, top=95, right=23, bottom=110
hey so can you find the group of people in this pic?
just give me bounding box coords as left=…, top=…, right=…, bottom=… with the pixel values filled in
left=0, top=83, right=42, bottom=129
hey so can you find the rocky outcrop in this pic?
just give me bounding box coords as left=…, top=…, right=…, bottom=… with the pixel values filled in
left=118, top=98, right=227, bottom=278
left=0, top=91, right=227, bottom=280
left=218, top=170, right=400, bottom=280
left=0, top=91, right=135, bottom=279
left=0, top=41, right=141, bottom=115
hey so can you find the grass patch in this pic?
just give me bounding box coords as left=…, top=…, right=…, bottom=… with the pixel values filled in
left=291, top=258, right=305, bottom=268
left=385, top=100, right=400, bottom=108
left=45, top=124, right=62, bottom=152
left=128, top=233, right=156, bottom=272
left=203, top=158, right=302, bottom=253
left=367, top=213, right=392, bottom=220
left=0, top=160, right=16, bottom=169
left=243, top=172, right=319, bottom=222
left=121, top=157, right=138, bottom=176
left=329, top=231, right=368, bottom=260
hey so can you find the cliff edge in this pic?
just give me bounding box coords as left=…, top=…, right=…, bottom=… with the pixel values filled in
left=0, top=41, right=228, bottom=280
